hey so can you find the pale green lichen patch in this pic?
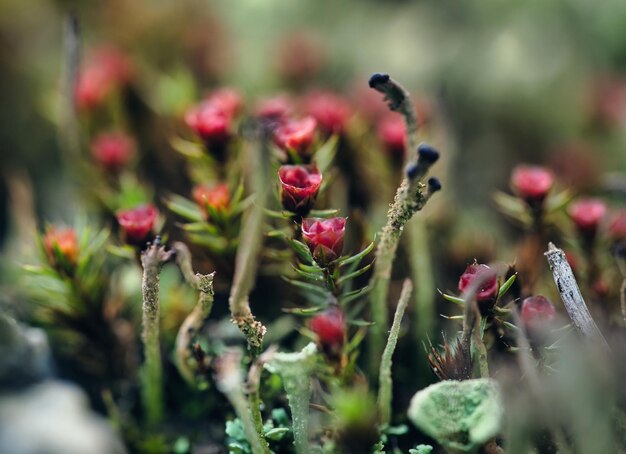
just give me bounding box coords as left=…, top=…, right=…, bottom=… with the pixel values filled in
left=407, top=378, right=502, bottom=452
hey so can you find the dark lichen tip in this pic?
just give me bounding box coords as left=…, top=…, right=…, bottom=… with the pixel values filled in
left=368, top=73, right=390, bottom=88
left=406, top=162, right=419, bottom=180
left=428, top=177, right=442, bottom=192
left=417, top=143, right=440, bottom=164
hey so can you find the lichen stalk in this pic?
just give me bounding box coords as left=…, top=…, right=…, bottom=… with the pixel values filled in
left=228, top=126, right=272, bottom=352
left=172, top=241, right=215, bottom=385
left=140, top=238, right=174, bottom=426
left=378, top=279, right=412, bottom=426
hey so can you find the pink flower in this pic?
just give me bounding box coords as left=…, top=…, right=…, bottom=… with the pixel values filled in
left=91, top=132, right=135, bottom=172
left=254, top=95, right=293, bottom=121
left=377, top=115, right=406, bottom=157
left=568, top=198, right=607, bottom=233
left=521, top=295, right=557, bottom=332
left=310, top=307, right=345, bottom=353
left=192, top=183, right=230, bottom=217
left=117, top=204, right=158, bottom=244
left=43, top=227, right=79, bottom=269
left=274, top=117, right=317, bottom=156
left=185, top=88, right=243, bottom=146
left=303, top=91, right=352, bottom=135
left=75, top=47, right=132, bottom=110
left=458, top=264, right=498, bottom=302
left=185, top=103, right=232, bottom=145
left=279, top=165, right=322, bottom=215
left=301, top=217, right=346, bottom=266
left=511, top=165, right=554, bottom=201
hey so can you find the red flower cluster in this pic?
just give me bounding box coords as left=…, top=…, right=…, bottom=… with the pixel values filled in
left=520, top=295, right=557, bottom=332
left=304, top=91, right=352, bottom=135
left=510, top=165, right=554, bottom=202
left=377, top=115, right=406, bottom=158
left=91, top=132, right=135, bottom=173
left=43, top=227, right=79, bottom=270
left=117, top=204, right=158, bottom=245
left=274, top=116, right=317, bottom=156
left=185, top=88, right=243, bottom=147
left=458, top=264, right=498, bottom=303
left=302, top=217, right=346, bottom=267
left=75, top=46, right=133, bottom=111
left=192, top=183, right=230, bottom=217
left=310, top=307, right=346, bottom=356
left=279, top=165, right=322, bottom=215
left=568, top=198, right=606, bottom=234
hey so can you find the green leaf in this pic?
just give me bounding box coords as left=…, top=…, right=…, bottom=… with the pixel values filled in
left=340, top=286, right=370, bottom=304
left=283, top=306, right=324, bottom=315
left=497, top=273, right=517, bottom=299
left=170, top=137, right=205, bottom=158
left=106, top=245, right=136, bottom=259
left=309, top=208, right=340, bottom=217
left=337, top=240, right=375, bottom=268
left=289, top=239, right=314, bottom=264
left=337, top=262, right=373, bottom=285
left=315, top=135, right=339, bottom=174
left=264, top=427, right=289, bottom=441
left=292, top=267, right=324, bottom=282
left=492, top=191, right=532, bottom=225
left=283, top=277, right=329, bottom=298
left=165, top=195, right=204, bottom=222
left=440, top=291, right=465, bottom=307
left=264, top=208, right=294, bottom=219
left=348, top=319, right=374, bottom=327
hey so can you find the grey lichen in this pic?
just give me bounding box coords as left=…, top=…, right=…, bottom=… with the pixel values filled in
left=264, top=343, right=318, bottom=454
left=408, top=378, right=503, bottom=452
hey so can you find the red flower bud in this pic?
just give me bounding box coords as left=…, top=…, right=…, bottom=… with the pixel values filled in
left=274, top=116, right=317, bottom=156
left=310, top=307, right=345, bottom=355
left=91, top=132, right=135, bottom=172
left=254, top=95, right=293, bottom=121
left=279, top=165, right=322, bottom=215
left=520, top=295, right=557, bottom=332
left=302, top=217, right=346, bottom=266
left=377, top=115, right=406, bottom=157
left=192, top=183, right=230, bottom=217
left=117, top=204, right=158, bottom=244
left=608, top=210, right=626, bottom=242
left=185, top=103, right=232, bottom=145
left=75, top=47, right=132, bottom=111
left=304, top=91, right=352, bottom=135
left=43, top=227, right=79, bottom=270
left=458, top=264, right=498, bottom=303
left=510, top=165, right=554, bottom=202
left=205, top=87, right=243, bottom=119
left=568, top=198, right=606, bottom=233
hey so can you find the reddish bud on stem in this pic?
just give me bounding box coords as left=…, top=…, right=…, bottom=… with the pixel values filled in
left=278, top=165, right=322, bottom=216
left=117, top=204, right=158, bottom=245
left=301, top=217, right=346, bottom=267
left=91, top=132, right=135, bottom=172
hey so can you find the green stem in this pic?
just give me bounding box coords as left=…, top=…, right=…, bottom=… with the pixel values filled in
left=140, top=239, right=173, bottom=426
left=406, top=216, right=435, bottom=342
left=378, top=279, right=412, bottom=426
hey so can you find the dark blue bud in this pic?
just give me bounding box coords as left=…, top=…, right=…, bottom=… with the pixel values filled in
left=406, top=163, right=419, bottom=179
left=428, top=177, right=442, bottom=192
left=417, top=143, right=440, bottom=164
left=368, top=73, right=390, bottom=88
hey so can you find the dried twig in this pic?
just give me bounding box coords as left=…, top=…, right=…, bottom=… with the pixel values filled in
left=544, top=242, right=609, bottom=349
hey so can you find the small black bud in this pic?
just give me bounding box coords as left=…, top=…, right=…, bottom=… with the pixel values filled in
left=417, top=143, right=440, bottom=164
left=428, top=177, right=442, bottom=192
left=405, top=162, right=419, bottom=180
left=368, top=73, right=390, bottom=88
